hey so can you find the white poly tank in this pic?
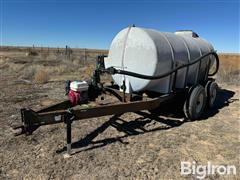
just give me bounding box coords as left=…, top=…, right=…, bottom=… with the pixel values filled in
left=105, top=26, right=215, bottom=93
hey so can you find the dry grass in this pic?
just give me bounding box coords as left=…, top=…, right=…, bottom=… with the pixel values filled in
left=215, top=54, right=240, bottom=84
left=83, top=63, right=95, bottom=77
left=34, top=70, right=49, bottom=84
left=218, top=54, right=239, bottom=71
left=216, top=67, right=239, bottom=84
left=22, top=65, right=37, bottom=79
left=25, top=51, right=38, bottom=56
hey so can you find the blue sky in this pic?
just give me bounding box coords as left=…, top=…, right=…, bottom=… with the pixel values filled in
left=1, top=0, right=239, bottom=53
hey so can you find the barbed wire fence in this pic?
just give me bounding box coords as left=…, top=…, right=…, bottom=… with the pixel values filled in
left=3, top=44, right=108, bottom=63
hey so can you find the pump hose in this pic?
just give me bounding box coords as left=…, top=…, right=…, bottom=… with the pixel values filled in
left=106, top=51, right=219, bottom=80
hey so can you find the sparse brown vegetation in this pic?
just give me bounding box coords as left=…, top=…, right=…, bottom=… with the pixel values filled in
left=26, top=51, right=38, bottom=56
left=21, top=65, right=36, bottom=79
left=216, top=54, right=240, bottom=84
left=34, top=70, right=50, bottom=84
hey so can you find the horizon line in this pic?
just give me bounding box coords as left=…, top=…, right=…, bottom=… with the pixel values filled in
left=0, top=45, right=239, bottom=54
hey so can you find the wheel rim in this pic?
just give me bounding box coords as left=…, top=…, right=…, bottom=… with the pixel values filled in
left=196, top=93, right=204, bottom=114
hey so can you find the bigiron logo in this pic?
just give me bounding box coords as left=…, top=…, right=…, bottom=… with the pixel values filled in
left=181, top=161, right=237, bottom=179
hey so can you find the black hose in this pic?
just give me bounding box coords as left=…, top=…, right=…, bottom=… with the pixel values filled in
left=106, top=51, right=219, bottom=80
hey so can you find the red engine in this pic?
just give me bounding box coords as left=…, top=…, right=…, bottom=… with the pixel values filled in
left=68, top=90, right=81, bottom=106
left=66, top=80, right=89, bottom=106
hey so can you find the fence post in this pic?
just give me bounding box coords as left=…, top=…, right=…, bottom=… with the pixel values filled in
left=65, top=45, right=68, bottom=55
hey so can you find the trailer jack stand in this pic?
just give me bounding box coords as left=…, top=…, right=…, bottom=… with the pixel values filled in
left=64, top=109, right=75, bottom=157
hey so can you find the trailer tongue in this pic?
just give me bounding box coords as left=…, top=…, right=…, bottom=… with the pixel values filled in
left=13, top=26, right=219, bottom=156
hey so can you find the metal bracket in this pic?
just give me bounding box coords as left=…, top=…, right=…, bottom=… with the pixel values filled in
left=13, top=108, right=40, bottom=136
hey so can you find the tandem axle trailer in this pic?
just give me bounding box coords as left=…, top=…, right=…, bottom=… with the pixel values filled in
left=13, top=52, right=219, bottom=155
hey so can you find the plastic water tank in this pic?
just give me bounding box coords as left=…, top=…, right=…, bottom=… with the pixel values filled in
left=105, top=27, right=215, bottom=93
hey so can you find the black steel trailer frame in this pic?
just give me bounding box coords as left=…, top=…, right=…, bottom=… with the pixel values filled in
left=13, top=51, right=219, bottom=155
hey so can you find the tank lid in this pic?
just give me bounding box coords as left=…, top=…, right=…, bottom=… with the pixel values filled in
left=175, top=30, right=199, bottom=38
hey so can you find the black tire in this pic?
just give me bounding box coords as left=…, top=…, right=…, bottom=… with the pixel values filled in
left=183, top=85, right=196, bottom=119
left=205, top=81, right=218, bottom=108
left=184, top=85, right=207, bottom=120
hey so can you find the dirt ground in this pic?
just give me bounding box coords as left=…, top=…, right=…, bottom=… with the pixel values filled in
left=0, top=49, right=239, bottom=179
